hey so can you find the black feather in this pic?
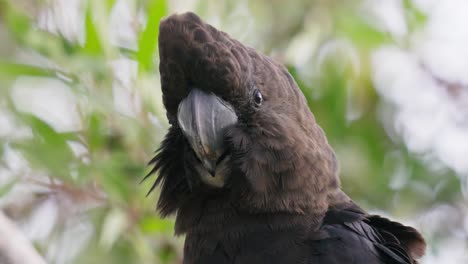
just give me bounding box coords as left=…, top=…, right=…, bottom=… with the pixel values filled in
left=144, top=12, right=426, bottom=263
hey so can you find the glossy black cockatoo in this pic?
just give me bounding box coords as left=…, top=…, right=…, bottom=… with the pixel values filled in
left=144, top=12, right=426, bottom=264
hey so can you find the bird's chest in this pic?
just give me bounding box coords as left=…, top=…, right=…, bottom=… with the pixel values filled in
left=183, top=229, right=310, bottom=264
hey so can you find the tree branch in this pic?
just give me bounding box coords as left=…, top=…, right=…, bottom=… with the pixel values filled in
left=0, top=211, right=47, bottom=264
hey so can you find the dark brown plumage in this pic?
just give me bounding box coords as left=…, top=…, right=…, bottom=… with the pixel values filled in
left=145, top=12, right=426, bottom=264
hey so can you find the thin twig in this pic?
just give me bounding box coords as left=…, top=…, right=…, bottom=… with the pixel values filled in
left=0, top=211, right=47, bottom=264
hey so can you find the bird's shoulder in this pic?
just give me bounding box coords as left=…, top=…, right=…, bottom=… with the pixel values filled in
left=306, top=204, right=425, bottom=264
left=184, top=205, right=424, bottom=264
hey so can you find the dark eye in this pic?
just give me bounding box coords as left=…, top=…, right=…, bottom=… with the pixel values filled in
left=253, top=89, right=263, bottom=106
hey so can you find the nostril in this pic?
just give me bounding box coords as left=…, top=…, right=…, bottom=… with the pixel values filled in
left=208, top=169, right=216, bottom=177
left=216, top=150, right=229, bottom=166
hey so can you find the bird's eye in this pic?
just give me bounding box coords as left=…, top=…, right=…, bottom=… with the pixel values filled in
left=253, top=89, right=263, bottom=106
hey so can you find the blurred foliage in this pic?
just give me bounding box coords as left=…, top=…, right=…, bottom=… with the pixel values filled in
left=0, top=0, right=463, bottom=263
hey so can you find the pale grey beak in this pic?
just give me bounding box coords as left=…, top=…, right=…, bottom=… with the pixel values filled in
left=177, top=88, right=237, bottom=176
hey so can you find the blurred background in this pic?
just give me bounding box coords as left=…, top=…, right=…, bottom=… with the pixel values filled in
left=0, top=0, right=467, bottom=263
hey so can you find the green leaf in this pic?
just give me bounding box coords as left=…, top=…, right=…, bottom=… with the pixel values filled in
left=139, top=216, right=174, bottom=234
left=0, top=177, right=17, bottom=197
left=105, top=0, right=117, bottom=12
left=97, top=152, right=132, bottom=201
left=137, top=0, right=167, bottom=72
left=100, top=208, right=128, bottom=250
left=87, top=113, right=103, bottom=152
left=15, top=114, right=76, bottom=180
left=1, top=0, right=31, bottom=39
left=403, top=0, right=428, bottom=31
left=336, top=13, right=390, bottom=49
left=83, top=4, right=104, bottom=55
left=21, top=114, right=72, bottom=149
left=0, top=61, right=78, bottom=84
left=1, top=1, right=87, bottom=62
left=0, top=61, right=56, bottom=78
